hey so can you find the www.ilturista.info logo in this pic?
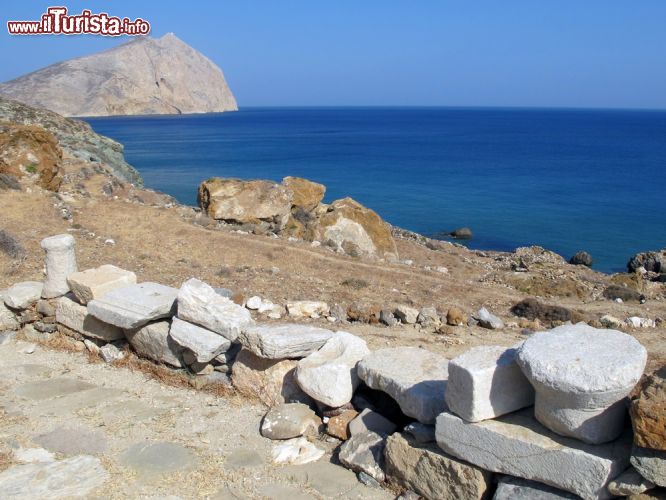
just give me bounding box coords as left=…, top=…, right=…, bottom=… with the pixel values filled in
left=7, top=7, right=151, bottom=36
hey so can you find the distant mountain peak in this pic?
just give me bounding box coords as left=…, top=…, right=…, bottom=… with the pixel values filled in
left=0, top=34, right=237, bottom=117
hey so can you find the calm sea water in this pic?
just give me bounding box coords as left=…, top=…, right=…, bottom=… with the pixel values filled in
left=85, top=107, right=666, bottom=273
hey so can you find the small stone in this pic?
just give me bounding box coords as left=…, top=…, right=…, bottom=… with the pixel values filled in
left=631, top=446, right=666, bottom=488
left=286, top=301, right=330, bottom=318
left=0, top=295, right=20, bottom=331
left=246, top=295, right=262, bottom=310
left=296, top=331, right=369, bottom=407
left=36, top=300, right=55, bottom=317
left=608, top=466, right=655, bottom=496
left=169, top=317, right=231, bottom=363
left=358, top=471, right=381, bottom=488
left=40, top=234, right=77, bottom=298
left=394, top=305, right=419, bottom=324
left=271, top=437, right=324, bottom=465
left=261, top=403, right=321, bottom=440
left=125, top=321, right=183, bottom=367
left=517, top=323, right=647, bottom=444
left=66, top=264, right=137, bottom=304
left=474, top=307, right=504, bottom=329
left=600, top=315, right=623, bottom=329
left=55, top=295, right=124, bottom=341
left=177, top=278, right=252, bottom=341
left=385, top=432, right=491, bottom=500
left=417, top=306, right=440, bottom=327
left=436, top=409, right=632, bottom=500
left=88, top=282, right=178, bottom=329
left=83, top=339, right=101, bottom=354
left=357, top=347, right=449, bottom=424
left=348, top=408, right=398, bottom=436
left=239, top=323, right=334, bottom=359
left=338, top=431, right=386, bottom=482
left=327, top=410, right=358, bottom=440
left=403, top=422, right=436, bottom=444
left=100, top=343, right=125, bottom=363
left=379, top=309, right=397, bottom=326
left=446, top=345, right=534, bottom=422
left=446, top=307, right=467, bottom=326
left=4, top=281, right=43, bottom=310
left=627, top=317, right=656, bottom=328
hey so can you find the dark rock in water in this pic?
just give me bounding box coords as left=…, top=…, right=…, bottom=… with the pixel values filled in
left=603, top=285, right=645, bottom=303
left=510, top=298, right=578, bottom=324
left=628, top=251, right=664, bottom=274
left=449, top=227, right=473, bottom=240
left=569, top=251, right=593, bottom=267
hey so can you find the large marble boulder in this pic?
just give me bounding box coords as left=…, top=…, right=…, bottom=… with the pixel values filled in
left=125, top=321, right=183, bottom=367
left=517, top=323, right=647, bottom=444
left=169, top=317, right=231, bottom=363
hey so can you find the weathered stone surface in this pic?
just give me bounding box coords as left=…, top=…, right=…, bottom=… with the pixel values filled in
left=339, top=431, right=386, bottom=482
left=349, top=408, right=398, bottom=437
left=394, top=305, right=419, bottom=325
left=199, top=178, right=292, bottom=229
left=296, top=331, right=369, bottom=407
left=100, top=343, right=125, bottom=363
left=0, top=455, right=107, bottom=498
left=385, top=432, right=491, bottom=500
left=286, top=301, right=330, bottom=319
left=232, top=348, right=308, bottom=406
left=493, top=476, right=579, bottom=499
left=40, top=234, right=77, bottom=298
left=417, top=306, right=440, bottom=328
left=403, top=422, right=436, bottom=444
left=475, top=307, right=504, bottom=329
left=0, top=292, right=19, bottom=330
left=282, top=176, right=326, bottom=212
left=570, top=251, right=594, bottom=267
left=272, top=437, right=324, bottom=465
left=240, top=323, right=333, bottom=359
left=121, top=441, right=198, bottom=474
left=4, top=281, right=43, bottom=310
left=631, top=366, right=666, bottom=451
left=631, top=446, right=666, bottom=487
left=14, top=377, right=95, bottom=400
left=55, top=295, right=124, bottom=341
left=379, top=309, right=398, bottom=326
left=436, top=409, right=632, bottom=500
left=261, top=403, right=321, bottom=440
left=66, top=264, right=137, bottom=305
left=88, top=282, right=178, bottom=329
left=608, top=466, right=655, bottom=496
left=446, top=345, right=534, bottom=422
left=517, top=323, right=647, bottom=444
left=34, top=426, right=108, bottom=456
left=317, top=197, right=398, bottom=261
left=177, top=278, right=252, bottom=341
left=169, top=317, right=231, bottom=363
left=357, top=347, right=449, bottom=424
left=327, top=410, right=359, bottom=440
left=125, top=321, right=183, bottom=367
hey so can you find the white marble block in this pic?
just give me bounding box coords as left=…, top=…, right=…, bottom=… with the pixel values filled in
left=41, top=234, right=77, bottom=298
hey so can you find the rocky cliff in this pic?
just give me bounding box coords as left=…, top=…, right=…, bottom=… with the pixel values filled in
left=0, top=33, right=237, bottom=117
left=0, top=96, right=142, bottom=185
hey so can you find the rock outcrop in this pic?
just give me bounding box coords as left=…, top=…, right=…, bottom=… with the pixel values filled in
left=0, top=33, right=237, bottom=118
left=0, top=96, right=142, bottom=185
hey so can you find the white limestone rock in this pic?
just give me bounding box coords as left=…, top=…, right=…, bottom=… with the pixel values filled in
left=607, top=466, right=655, bottom=496
left=286, top=301, right=330, bottom=319
left=0, top=455, right=107, bottom=498
left=4, top=281, right=43, bottom=310
left=296, top=331, right=370, bottom=407
left=394, top=305, right=419, bottom=325
left=55, top=295, right=124, bottom=341
left=260, top=403, right=321, bottom=440
left=446, top=344, right=534, bottom=422
left=169, top=317, right=231, bottom=363
left=436, top=409, right=632, bottom=500
left=0, top=291, right=20, bottom=330
left=475, top=307, right=504, bottom=329
left=239, top=323, right=333, bottom=359
left=87, top=282, right=178, bottom=329
left=517, top=323, right=647, bottom=444
left=66, top=264, right=137, bottom=305
left=271, top=437, right=324, bottom=465
left=125, top=321, right=183, bottom=367
left=357, top=347, right=449, bottom=424
left=177, top=278, right=252, bottom=341
left=338, top=431, right=386, bottom=482
left=245, top=296, right=262, bottom=310
left=626, top=317, right=656, bottom=328
left=40, top=234, right=77, bottom=299
left=100, top=343, right=125, bottom=363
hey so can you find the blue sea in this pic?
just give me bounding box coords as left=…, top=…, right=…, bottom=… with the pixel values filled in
left=84, top=107, right=666, bottom=274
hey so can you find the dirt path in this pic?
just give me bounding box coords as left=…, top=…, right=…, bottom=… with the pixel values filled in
left=0, top=338, right=392, bottom=499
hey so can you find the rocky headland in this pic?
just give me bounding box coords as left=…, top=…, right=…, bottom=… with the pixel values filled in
left=0, top=97, right=665, bottom=498
left=0, top=33, right=237, bottom=117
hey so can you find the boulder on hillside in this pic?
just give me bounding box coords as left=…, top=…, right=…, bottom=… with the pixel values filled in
left=570, top=251, right=593, bottom=267
left=317, top=197, right=398, bottom=261
left=628, top=251, right=664, bottom=274
left=510, top=298, right=582, bottom=325
left=198, top=178, right=293, bottom=231
left=282, top=176, right=325, bottom=212
left=0, top=123, right=63, bottom=191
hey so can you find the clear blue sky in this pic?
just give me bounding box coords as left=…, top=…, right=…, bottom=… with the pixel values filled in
left=1, top=1, right=665, bottom=108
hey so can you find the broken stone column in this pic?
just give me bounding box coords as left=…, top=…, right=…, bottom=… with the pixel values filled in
left=40, top=234, right=77, bottom=299
left=517, top=323, right=647, bottom=444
